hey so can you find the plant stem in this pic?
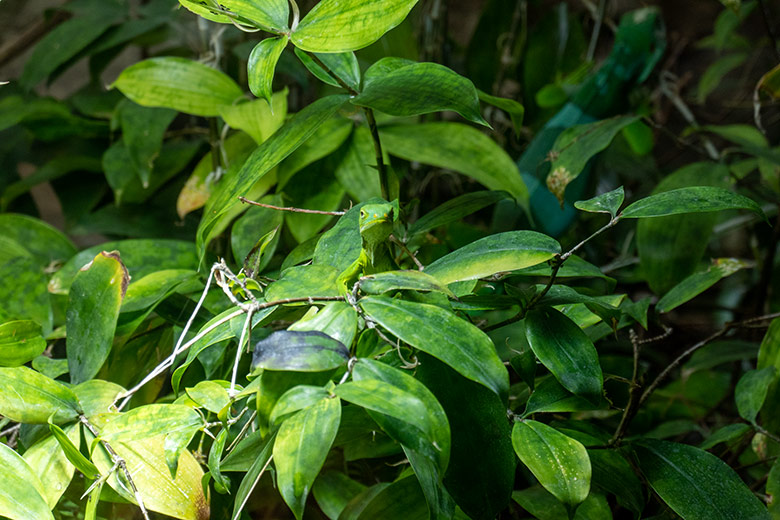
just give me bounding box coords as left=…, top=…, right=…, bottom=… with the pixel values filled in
left=80, top=416, right=150, bottom=520
left=239, top=197, right=345, bottom=215
left=306, top=53, right=391, bottom=200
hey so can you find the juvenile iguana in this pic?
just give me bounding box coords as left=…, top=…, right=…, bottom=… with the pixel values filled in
left=337, top=202, right=397, bottom=294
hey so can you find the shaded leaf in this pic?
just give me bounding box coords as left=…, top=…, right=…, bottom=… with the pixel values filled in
left=656, top=258, right=750, bottom=313
left=218, top=92, right=287, bottom=144
left=380, top=123, right=529, bottom=204
left=353, top=59, right=487, bottom=125
left=359, top=296, right=508, bottom=399
left=294, top=49, right=361, bottom=91
left=312, top=471, right=366, bottom=520
left=359, top=270, right=455, bottom=297
left=251, top=330, right=349, bottom=372
left=525, top=307, right=603, bottom=403
left=23, top=424, right=80, bottom=507
left=0, top=320, right=47, bottom=367
left=231, top=431, right=275, bottom=520
left=735, top=367, right=776, bottom=424
left=634, top=439, right=769, bottom=520
left=67, top=252, right=129, bottom=384
left=409, top=190, right=510, bottom=236
left=274, top=396, right=341, bottom=520
left=621, top=186, right=765, bottom=220
left=265, top=264, right=341, bottom=301
left=574, top=186, right=624, bottom=218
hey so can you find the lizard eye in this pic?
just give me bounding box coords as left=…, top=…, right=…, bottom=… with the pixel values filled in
left=360, top=210, right=366, bottom=218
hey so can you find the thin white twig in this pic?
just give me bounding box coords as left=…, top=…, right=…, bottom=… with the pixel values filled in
left=229, top=309, right=254, bottom=397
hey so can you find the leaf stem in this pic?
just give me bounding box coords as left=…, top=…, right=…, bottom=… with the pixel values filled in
left=80, top=415, right=150, bottom=520
left=306, top=53, right=391, bottom=200
left=239, top=197, right=345, bottom=215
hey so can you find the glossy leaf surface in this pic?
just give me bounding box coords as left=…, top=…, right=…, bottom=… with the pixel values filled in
left=525, top=307, right=603, bottom=402
left=634, top=439, right=769, bottom=520
left=0, top=443, right=54, bottom=520
left=251, top=330, right=349, bottom=372
left=113, top=57, right=243, bottom=116
left=360, top=296, right=508, bottom=398
left=0, top=320, right=46, bottom=366
left=0, top=366, right=80, bottom=423
left=248, top=36, right=288, bottom=105
left=274, top=396, right=341, bottom=520
left=621, top=186, right=765, bottom=219
left=291, top=0, right=418, bottom=52
left=67, top=252, right=129, bottom=384
left=426, top=231, right=560, bottom=285
left=512, top=420, right=591, bottom=508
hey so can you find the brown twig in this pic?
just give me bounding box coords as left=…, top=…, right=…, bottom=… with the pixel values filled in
left=389, top=235, right=425, bottom=271
left=239, top=197, right=345, bottom=215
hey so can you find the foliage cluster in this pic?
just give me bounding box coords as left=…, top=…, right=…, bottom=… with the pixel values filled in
left=0, top=0, right=780, bottom=519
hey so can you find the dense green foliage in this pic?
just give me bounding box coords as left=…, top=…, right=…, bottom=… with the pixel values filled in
left=1, top=0, right=780, bottom=518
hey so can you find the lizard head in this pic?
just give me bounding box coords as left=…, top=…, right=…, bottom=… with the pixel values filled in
left=359, top=203, right=394, bottom=245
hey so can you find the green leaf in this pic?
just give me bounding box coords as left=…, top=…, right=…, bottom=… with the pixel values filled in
left=574, top=186, right=625, bottom=218
left=0, top=366, right=80, bottom=423
left=735, top=367, right=776, bottom=424
left=120, top=269, right=198, bottom=314
left=250, top=330, right=349, bottom=373
left=67, top=252, right=129, bottom=384
left=524, top=307, right=603, bottom=402
left=620, top=186, right=765, bottom=220
left=699, top=423, right=752, bottom=450
left=635, top=162, right=730, bottom=294
left=277, top=117, right=354, bottom=189
left=274, top=396, right=341, bottom=520
left=265, top=264, right=341, bottom=301
left=186, top=381, right=230, bottom=415
left=20, top=9, right=120, bottom=89
left=512, top=487, right=612, bottom=520
left=634, top=439, right=770, bottom=520
left=524, top=376, right=601, bottom=416
left=0, top=320, right=46, bottom=367
left=231, top=432, right=275, bottom=520
left=313, top=471, right=367, bottom=520
left=656, top=258, right=750, bottom=313
left=178, top=0, right=289, bottom=31
left=0, top=443, right=54, bottom=520
left=100, top=404, right=203, bottom=445
left=49, top=239, right=198, bottom=295
left=351, top=357, right=454, bottom=518
left=294, top=49, right=361, bottom=91
left=353, top=59, right=487, bottom=125
left=341, top=476, right=429, bottom=520
left=49, top=420, right=100, bottom=479
left=117, top=101, right=177, bottom=188
left=380, top=123, right=529, bottom=205
left=23, top=424, right=80, bottom=507
left=409, top=190, right=511, bottom=236
left=359, top=270, right=455, bottom=297
left=231, top=195, right=284, bottom=275
left=768, top=458, right=780, bottom=519
left=218, top=92, right=287, bottom=145
left=0, top=258, right=52, bottom=332
left=546, top=116, right=639, bottom=204
left=208, top=427, right=231, bottom=494
left=291, top=0, right=418, bottom=52
left=113, top=57, right=243, bottom=116
left=758, top=63, right=780, bottom=98
left=0, top=214, right=76, bottom=266
left=88, top=418, right=209, bottom=520
left=334, top=126, right=383, bottom=201
left=335, top=378, right=447, bottom=468
left=248, top=36, right=288, bottom=105
left=198, top=94, right=349, bottom=255
left=270, top=385, right=330, bottom=425
left=512, top=420, right=591, bottom=509
left=426, top=231, right=560, bottom=285
left=477, top=90, right=524, bottom=135
left=288, top=301, right=358, bottom=349
left=359, top=296, right=508, bottom=399
left=698, top=53, right=747, bottom=103
left=73, top=380, right=126, bottom=419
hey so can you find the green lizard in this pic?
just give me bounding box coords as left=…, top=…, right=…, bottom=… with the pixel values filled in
left=338, top=202, right=397, bottom=294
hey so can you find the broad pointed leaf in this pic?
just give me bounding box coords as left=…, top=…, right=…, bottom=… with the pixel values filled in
left=621, top=186, right=765, bottom=220
left=0, top=366, right=80, bottom=423
left=248, top=36, right=288, bottom=105
left=0, top=443, right=54, bottom=520
left=251, top=330, right=349, bottom=372
left=0, top=320, right=46, bottom=366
